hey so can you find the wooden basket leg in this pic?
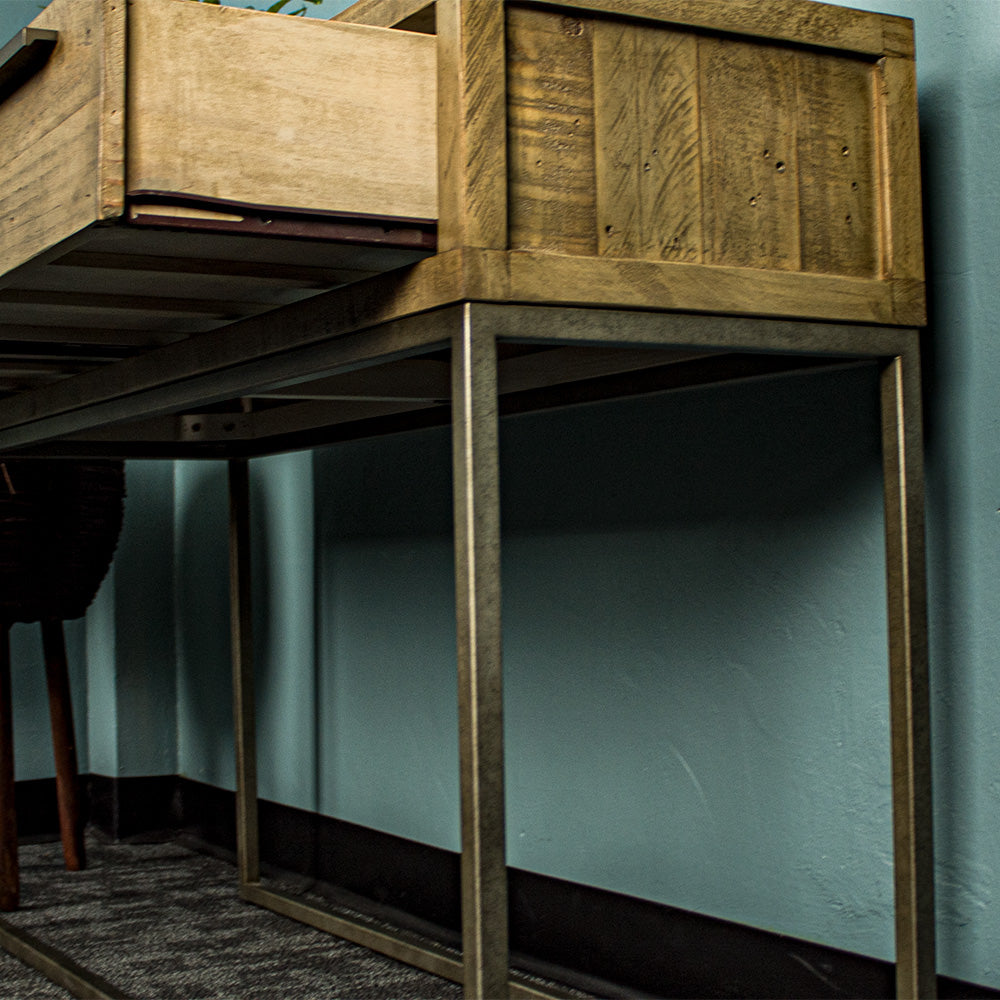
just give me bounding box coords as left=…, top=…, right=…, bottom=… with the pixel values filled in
left=41, top=619, right=85, bottom=872
left=0, top=622, right=18, bottom=910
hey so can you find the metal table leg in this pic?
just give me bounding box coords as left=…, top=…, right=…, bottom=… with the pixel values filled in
left=881, top=349, right=936, bottom=1000
left=452, top=306, right=509, bottom=999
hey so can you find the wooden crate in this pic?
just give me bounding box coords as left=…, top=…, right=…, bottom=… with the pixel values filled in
left=0, top=0, right=924, bottom=399
left=338, top=0, right=924, bottom=328
left=0, top=0, right=437, bottom=373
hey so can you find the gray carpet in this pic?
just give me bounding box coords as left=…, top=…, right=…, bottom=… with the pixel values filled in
left=0, top=838, right=469, bottom=999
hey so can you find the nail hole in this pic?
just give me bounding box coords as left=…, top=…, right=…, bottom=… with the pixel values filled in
left=845, top=214, right=853, bottom=224
left=842, top=145, right=850, bottom=156
left=763, top=148, right=771, bottom=158
left=851, top=181, right=859, bottom=190
left=643, top=162, right=651, bottom=172
left=605, top=224, right=615, bottom=234
left=535, top=159, right=542, bottom=167
left=749, top=196, right=758, bottom=207
left=191, top=422, right=202, bottom=433
left=775, top=161, right=786, bottom=173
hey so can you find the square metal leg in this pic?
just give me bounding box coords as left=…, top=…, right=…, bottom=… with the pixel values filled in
left=881, top=351, right=936, bottom=1000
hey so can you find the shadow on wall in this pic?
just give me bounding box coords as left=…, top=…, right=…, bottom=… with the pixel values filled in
left=174, top=461, right=236, bottom=789
left=312, top=361, right=897, bottom=958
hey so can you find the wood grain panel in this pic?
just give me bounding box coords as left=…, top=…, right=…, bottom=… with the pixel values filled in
left=511, top=0, right=901, bottom=59
left=127, top=0, right=437, bottom=221
left=0, top=0, right=120, bottom=276
left=480, top=249, right=905, bottom=326
left=795, top=51, right=877, bottom=277
left=877, top=56, right=924, bottom=281
left=507, top=5, right=597, bottom=254
left=331, top=0, right=434, bottom=31
left=594, top=20, right=701, bottom=261
left=699, top=35, right=801, bottom=271
left=436, top=0, right=508, bottom=250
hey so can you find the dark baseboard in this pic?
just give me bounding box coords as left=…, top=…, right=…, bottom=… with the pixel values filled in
left=14, top=774, right=1000, bottom=999
left=14, top=777, right=63, bottom=839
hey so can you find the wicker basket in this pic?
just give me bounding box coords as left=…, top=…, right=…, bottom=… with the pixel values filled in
left=0, top=459, right=125, bottom=624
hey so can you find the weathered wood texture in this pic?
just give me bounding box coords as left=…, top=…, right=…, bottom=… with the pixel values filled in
left=127, top=0, right=436, bottom=221
left=436, top=0, right=508, bottom=251
left=506, top=5, right=912, bottom=284
left=512, top=0, right=912, bottom=58
left=0, top=0, right=124, bottom=279
left=332, top=0, right=435, bottom=33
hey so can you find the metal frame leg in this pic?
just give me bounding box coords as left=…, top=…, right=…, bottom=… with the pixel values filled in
left=452, top=304, right=509, bottom=999
left=229, top=458, right=260, bottom=888
left=881, top=350, right=936, bottom=1000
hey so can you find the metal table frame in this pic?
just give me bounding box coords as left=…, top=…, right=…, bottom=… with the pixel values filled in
left=227, top=301, right=934, bottom=1000
left=0, top=248, right=935, bottom=999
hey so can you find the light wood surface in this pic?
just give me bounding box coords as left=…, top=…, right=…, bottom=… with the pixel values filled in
left=436, top=0, right=508, bottom=251
left=332, top=0, right=434, bottom=32
left=512, top=0, right=911, bottom=58
left=795, top=50, right=878, bottom=277
left=503, top=4, right=904, bottom=286
left=507, top=6, right=596, bottom=255
left=127, top=0, right=436, bottom=221
left=593, top=19, right=701, bottom=261
left=0, top=0, right=124, bottom=278
left=877, top=55, right=925, bottom=282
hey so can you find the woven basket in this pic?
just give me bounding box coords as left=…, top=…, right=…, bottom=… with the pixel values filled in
left=0, top=459, right=125, bottom=625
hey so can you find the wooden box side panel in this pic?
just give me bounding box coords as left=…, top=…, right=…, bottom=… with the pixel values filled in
left=507, top=6, right=914, bottom=283
left=0, top=0, right=124, bottom=278
left=127, top=0, right=438, bottom=222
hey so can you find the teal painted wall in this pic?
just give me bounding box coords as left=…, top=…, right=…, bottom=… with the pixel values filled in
left=3, top=0, right=1000, bottom=989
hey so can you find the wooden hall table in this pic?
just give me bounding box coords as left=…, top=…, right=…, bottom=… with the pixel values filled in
left=0, top=0, right=934, bottom=997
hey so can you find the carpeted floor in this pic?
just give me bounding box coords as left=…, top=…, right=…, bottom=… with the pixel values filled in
left=0, top=838, right=470, bottom=1000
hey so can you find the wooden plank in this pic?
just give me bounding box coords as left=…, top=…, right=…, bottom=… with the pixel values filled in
left=98, top=0, right=126, bottom=220
left=892, top=279, right=926, bottom=328
left=507, top=5, right=597, bottom=254
left=882, top=16, right=917, bottom=60
left=436, top=0, right=508, bottom=251
left=593, top=19, right=702, bottom=261
left=127, top=0, right=437, bottom=222
left=511, top=0, right=899, bottom=58
left=331, top=0, right=434, bottom=32
left=699, top=34, right=801, bottom=271
left=489, top=250, right=907, bottom=326
left=876, top=56, right=924, bottom=282
left=0, top=28, right=58, bottom=103
left=0, top=0, right=119, bottom=277
left=795, top=51, right=878, bottom=277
